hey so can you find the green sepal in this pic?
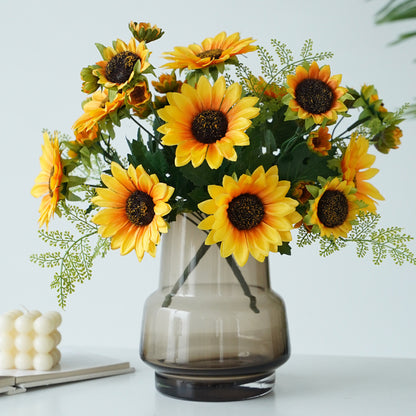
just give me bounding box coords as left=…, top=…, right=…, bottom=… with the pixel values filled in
left=283, top=108, right=299, bottom=121
left=316, top=176, right=329, bottom=187
left=209, top=65, right=219, bottom=81
left=281, top=93, right=292, bottom=106
left=186, top=71, right=202, bottom=88
left=311, top=224, right=321, bottom=234
left=355, top=200, right=368, bottom=210
left=353, top=97, right=366, bottom=108
left=224, top=56, right=239, bottom=66
left=137, top=61, right=155, bottom=76
left=107, top=88, right=118, bottom=103
left=305, top=184, right=320, bottom=198
left=95, top=43, right=107, bottom=60
left=108, top=107, right=121, bottom=126
left=304, top=117, right=315, bottom=130
left=341, top=92, right=355, bottom=102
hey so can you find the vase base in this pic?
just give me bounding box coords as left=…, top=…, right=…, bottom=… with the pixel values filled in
left=155, top=371, right=275, bottom=401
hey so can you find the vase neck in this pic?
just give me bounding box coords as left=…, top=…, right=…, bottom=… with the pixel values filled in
left=158, top=213, right=271, bottom=290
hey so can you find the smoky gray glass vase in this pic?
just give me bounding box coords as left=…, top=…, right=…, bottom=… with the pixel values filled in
left=139, top=213, right=290, bottom=401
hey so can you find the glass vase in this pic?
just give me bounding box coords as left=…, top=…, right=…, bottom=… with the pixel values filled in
left=139, top=213, right=290, bottom=401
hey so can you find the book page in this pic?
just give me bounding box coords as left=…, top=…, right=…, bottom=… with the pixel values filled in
left=0, top=350, right=135, bottom=393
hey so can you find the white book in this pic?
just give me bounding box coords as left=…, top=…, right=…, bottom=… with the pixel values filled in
left=0, top=350, right=135, bottom=395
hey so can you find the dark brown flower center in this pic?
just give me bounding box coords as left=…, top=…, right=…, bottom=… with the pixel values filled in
left=197, top=49, right=223, bottom=60
left=191, top=110, right=228, bottom=144
left=227, top=193, right=265, bottom=231
left=126, top=190, right=155, bottom=226
left=295, top=78, right=334, bottom=114
left=317, top=190, right=348, bottom=228
left=312, top=136, right=322, bottom=147
left=106, top=51, right=139, bottom=84
left=129, top=84, right=148, bottom=106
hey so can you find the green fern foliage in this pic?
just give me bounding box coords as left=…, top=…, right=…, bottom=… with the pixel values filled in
left=297, top=212, right=416, bottom=266
left=30, top=202, right=110, bottom=308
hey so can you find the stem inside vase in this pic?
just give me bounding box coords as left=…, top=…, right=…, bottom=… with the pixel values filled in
left=161, top=214, right=259, bottom=313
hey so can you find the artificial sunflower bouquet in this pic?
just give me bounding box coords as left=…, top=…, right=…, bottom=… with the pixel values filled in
left=31, top=22, right=415, bottom=308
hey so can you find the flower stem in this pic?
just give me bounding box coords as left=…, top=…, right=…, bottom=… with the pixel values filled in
left=223, top=254, right=260, bottom=314
left=128, top=113, right=156, bottom=139
left=162, top=242, right=211, bottom=308
left=335, top=115, right=371, bottom=138
left=161, top=244, right=260, bottom=313
left=162, top=214, right=260, bottom=313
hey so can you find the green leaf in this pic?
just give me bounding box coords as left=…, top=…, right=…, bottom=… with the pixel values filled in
left=390, top=30, right=416, bottom=45
left=277, top=142, right=337, bottom=183
left=267, top=106, right=298, bottom=148
left=376, top=0, right=416, bottom=23
left=278, top=242, right=292, bottom=255
left=179, top=163, right=220, bottom=187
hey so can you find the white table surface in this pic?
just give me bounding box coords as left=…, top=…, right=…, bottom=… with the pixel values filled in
left=1, top=348, right=415, bottom=416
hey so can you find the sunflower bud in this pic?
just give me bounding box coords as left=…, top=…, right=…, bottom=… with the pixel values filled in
left=343, top=87, right=360, bottom=109
left=153, top=95, right=168, bottom=110
left=126, top=82, right=151, bottom=108
left=361, top=84, right=388, bottom=114
left=292, top=181, right=314, bottom=205
left=152, top=72, right=183, bottom=94
left=246, top=75, right=286, bottom=101
left=129, top=22, right=164, bottom=43
left=80, top=65, right=100, bottom=94
left=373, top=126, right=403, bottom=154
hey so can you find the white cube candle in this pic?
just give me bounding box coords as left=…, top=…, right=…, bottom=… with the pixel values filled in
left=33, top=315, right=56, bottom=335
left=0, top=333, right=14, bottom=351
left=15, top=311, right=39, bottom=333
left=50, top=348, right=61, bottom=366
left=0, top=309, right=62, bottom=370
left=15, top=334, right=34, bottom=353
left=33, top=353, right=54, bottom=371
left=15, top=352, right=34, bottom=370
left=0, top=352, right=15, bottom=369
left=50, top=330, right=62, bottom=346
left=33, top=335, right=55, bottom=354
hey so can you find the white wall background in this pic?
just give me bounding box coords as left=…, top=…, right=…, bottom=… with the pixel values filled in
left=0, top=0, right=415, bottom=358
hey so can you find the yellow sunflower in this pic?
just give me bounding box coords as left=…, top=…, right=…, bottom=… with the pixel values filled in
left=31, top=132, right=64, bottom=228
left=91, top=162, right=174, bottom=261
left=157, top=76, right=259, bottom=169
left=94, top=38, right=150, bottom=90
left=306, top=126, right=332, bottom=156
left=285, top=61, right=348, bottom=125
left=306, top=177, right=359, bottom=239
left=162, top=31, right=256, bottom=71
left=198, top=165, right=302, bottom=266
left=341, top=134, right=384, bottom=212
left=72, top=90, right=125, bottom=144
